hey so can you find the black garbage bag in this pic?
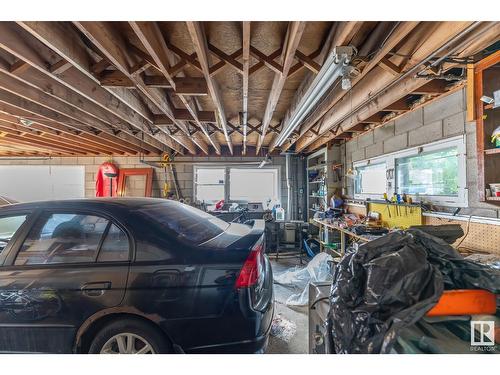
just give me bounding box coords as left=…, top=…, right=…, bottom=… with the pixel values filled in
left=328, top=228, right=500, bottom=354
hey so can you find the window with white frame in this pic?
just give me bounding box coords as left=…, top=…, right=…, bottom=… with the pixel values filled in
left=194, top=168, right=225, bottom=203
left=354, top=162, right=386, bottom=196
left=353, top=135, right=467, bottom=207
left=229, top=168, right=279, bottom=203
left=194, top=166, right=280, bottom=204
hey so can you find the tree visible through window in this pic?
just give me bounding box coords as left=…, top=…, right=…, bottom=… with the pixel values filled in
left=396, top=147, right=459, bottom=196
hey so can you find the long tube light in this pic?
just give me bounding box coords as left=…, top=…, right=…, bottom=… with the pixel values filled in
left=275, top=47, right=355, bottom=147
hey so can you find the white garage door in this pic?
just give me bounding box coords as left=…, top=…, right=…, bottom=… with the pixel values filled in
left=0, top=165, right=85, bottom=203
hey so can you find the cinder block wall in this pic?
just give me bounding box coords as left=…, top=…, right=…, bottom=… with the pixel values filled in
left=0, top=155, right=300, bottom=214
left=341, top=87, right=500, bottom=218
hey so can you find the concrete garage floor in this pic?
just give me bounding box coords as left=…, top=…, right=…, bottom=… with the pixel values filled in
left=266, top=257, right=308, bottom=354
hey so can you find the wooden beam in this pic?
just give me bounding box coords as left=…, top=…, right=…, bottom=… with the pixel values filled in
left=0, top=112, right=130, bottom=155
left=466, top=63, right=475, bottom=122
left=91, top=58, right=110, bottom=75
left=379, top=57, right=402, bottom=75
left=128, top=22, right=176, bottom=88
left=276, top=24, right=337, bottom=153
left=256, top=21, right=306, bottom=154
left=0, top=120, right=117, bottom=155
left=411, top=79, right=449, bottom=94
left=0, top=52, right=168, bottom=155
left=99, top=70, right=135, bottom=88
left=385, top=97, right=410, bottom=112
left=242, top=21, right=250, bottom=156
left=143, top=76, right=208, bottom=95
left=249, top=48, right=282, bottom=76
left=0, top=133, right=82, bottom=155
left=0, top=105, right=141, bottom=155
left=148, top=110, right=217, bottom=125
left=303, top=80, right=465, bottom=153
left=208, top=43, right=243, bottom=72
left=0, top=70, right=164, bottom=155
left=293, top=22, right=420, bottom=152
left=165, top=42, right=203, bottom=72
left=10, top=60, right=30, bottom=74
left=50, top=59, right=72, bottom=75
left=0, top=87, right=154, bottom=155
left=250, top=46, right=283, bottom=74
left=294, top=50, right=321, bottom=74
left=186, top=21, right=233, bottom=154
left=173, top=109, right=216, bottom=122
left=11, top=22, right=184, bottom=154
left=129, top=21, right=217, bottom=154
left=73, top=21, right=203, bottom=155
left=301, top=22, right=476, bottom=152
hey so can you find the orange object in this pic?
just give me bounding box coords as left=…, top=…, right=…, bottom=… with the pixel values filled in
left=426, top=289, right=497, bottom=317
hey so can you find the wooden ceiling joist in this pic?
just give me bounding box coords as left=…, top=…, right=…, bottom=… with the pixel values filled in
left=72, top=21, right=207, bottom=155
left=0, top=113, right=129, bottom=155
left=0, top=69, right=161, bottom=154
left=241, top=21, right=251, bottom=156
left=300, top=21, right=500, bottom=152
left=0, top=92, right=147, bottom=155
left=273, top=23, right=337, bottom=153
left=128, top=21, right=219, bottom=154
left=291, top=21, right=420, bottom=152
left=129, top=22, right=220, bottom=154
left=186, top=21, right=233, bottom=155
left=0, top=21, right=495, bottom=157
left=256, top=21, right=306, bottom=154
left=3, top=22, right=184, bottom=154
left=208, top=43, right=243, bottom=73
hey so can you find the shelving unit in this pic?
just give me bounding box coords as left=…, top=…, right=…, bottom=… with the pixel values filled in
left=306, top=146, right=342, bottom=223
left=470, top=50, right=500, bottom=203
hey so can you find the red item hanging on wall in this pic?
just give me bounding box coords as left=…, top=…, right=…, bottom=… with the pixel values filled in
left=95, top=162, right=119, bottom=197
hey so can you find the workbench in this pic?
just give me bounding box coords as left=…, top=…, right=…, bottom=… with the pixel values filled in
left=313, top=218, right=372, bottom=257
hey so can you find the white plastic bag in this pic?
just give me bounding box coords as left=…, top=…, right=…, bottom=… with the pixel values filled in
left=274, top=252, right=333, bottom=306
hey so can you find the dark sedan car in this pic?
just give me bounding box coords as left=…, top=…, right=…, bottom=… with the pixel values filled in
left=0, top=198, right=274, bottom=354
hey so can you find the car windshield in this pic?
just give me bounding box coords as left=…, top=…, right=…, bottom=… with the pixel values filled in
left=137, top=201, right=230, bottom=245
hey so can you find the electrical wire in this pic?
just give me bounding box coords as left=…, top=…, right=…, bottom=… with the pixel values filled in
left=363, top=22, right=401, bottom=60
left=454, top=215, right=472, bottom=250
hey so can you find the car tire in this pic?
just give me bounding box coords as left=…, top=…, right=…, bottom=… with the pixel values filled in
left=88, top=318, right=171, bottom=354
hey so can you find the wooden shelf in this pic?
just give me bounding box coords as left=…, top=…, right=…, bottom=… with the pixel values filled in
left=307, top=164, right=327, bottom=171
left=486, top=196, right=500, bottom=201
left=484, top=148, right=500, bottom=155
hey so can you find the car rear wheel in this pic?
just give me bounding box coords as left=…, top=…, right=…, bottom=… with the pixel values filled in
left=88, top=319, right=170, bottom=354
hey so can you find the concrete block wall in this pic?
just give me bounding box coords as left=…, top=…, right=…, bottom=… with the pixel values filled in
left=341, top=88, right=500, bottom=219
left=0, top=155, right=298, bottom=214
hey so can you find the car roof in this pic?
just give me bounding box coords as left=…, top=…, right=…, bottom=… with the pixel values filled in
left=0, top=197, right=174, bottom=212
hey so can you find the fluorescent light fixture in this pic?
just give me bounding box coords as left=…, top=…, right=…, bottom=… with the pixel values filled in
left=275, top=46, right=356, bottom=148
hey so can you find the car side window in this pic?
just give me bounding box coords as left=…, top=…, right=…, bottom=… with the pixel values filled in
left=0, top=215, right=27, bottom=254
left=15, top=212, right=109, bottom=266
left=97, top=223, right=130, bottom=262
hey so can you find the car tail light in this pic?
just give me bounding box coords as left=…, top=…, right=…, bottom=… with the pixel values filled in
left=235, top=236, right=264, bottom=289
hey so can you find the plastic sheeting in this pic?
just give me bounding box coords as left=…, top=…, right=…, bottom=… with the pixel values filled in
left=274, top=252, right=332, bottom=306
left=329, top=228, right=500, bottom=354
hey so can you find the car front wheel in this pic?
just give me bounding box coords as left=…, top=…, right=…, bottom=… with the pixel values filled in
left=88, top=319, right=170, bottom=354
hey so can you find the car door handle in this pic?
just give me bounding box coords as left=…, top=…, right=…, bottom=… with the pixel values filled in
left=81, top=282, right=111, bottom=296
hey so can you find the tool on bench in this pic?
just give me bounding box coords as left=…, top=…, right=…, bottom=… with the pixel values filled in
left=383, top=193, right=391, bottom=218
